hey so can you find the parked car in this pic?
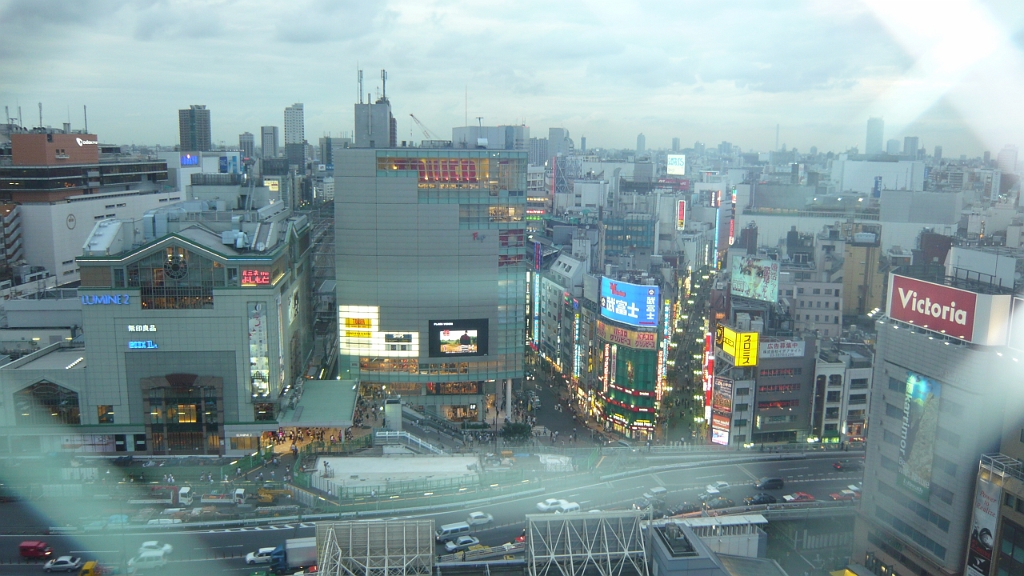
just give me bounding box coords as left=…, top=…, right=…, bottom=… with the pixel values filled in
left=666, top=502, right=701, bottom=515
left=536, top=498, right=565, bottom=512
left=245, top=547, right=276, bottom=564
left=705, top=497, right=735, bottom=510
left=466, top=511, right=494, bottom=525
left=833, top=460, right=863, bottom=471
left=138, top=541, right=173, bottom=556
left=44, top=556, right=83, bottom=573
left=643, top=487, right=668, bottom=501
left=744, top=493, right=777, bottom=505
left=632, top=498, right=652, bottom=511
left=782, top=492, right=816, bottom=503
left=445, top=535, right=480, bottom=552
left=830, top=490, right=859, bottom=501
left=705, top=481, right=731, bottom=494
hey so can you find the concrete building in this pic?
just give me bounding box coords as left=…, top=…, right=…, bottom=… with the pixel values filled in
left=997, top=145, right=1018, bottom=173
left=528, top=137, right=548, bottom=166
left=853, top=268, right=1016, bottom=575
left=260, top=126, right=279, bottom=159
left=239, top=132, right=255, bottom=159
left=333, top=148, right=526, bottom=424
left=354, top=98, right=395, bottom=149
left=178, top=105, right=211, bottom=153
left=866, top=118, right=884, bottom=155
left=904, top=136, right=920, bottom=157
left=812, top=342, right=872, bottom=444
left=831, top=157, right=926, bottom=193
left=0, top=200, right=312, bottom=455
left=886, top=139, right=902, bottom=155
left=637, top=133, right=646, bottom=153
left=672, top=137, right=680, bottom=153
left=284, top=103, right=304, bottom=145
left=451, top=125, right=529, bottom=150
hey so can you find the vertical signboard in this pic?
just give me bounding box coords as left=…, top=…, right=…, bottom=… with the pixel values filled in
left=966, top=478, right=1001, bottom=576
left=676, top=200, right=686, bottom=230
left=248, top=302, right=270, bottom=396
left=897, top=372, right=941, bottom=500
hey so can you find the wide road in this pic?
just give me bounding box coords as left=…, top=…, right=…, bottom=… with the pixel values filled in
left=0, top=453, right=863, bottom=567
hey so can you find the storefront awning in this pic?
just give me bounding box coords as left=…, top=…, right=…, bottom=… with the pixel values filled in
left=278, top=379, right=358, bottom=428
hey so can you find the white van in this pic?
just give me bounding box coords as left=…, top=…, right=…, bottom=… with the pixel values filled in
left=435, top=521, right=471, bottom=543
left=643, top=487, right=668, bottom=500
left=127, top=551, right=167, bottom=573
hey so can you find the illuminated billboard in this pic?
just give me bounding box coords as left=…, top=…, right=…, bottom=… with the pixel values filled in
left=676, top=200, right=686, bottom=230
left=712, top=377, right=733, bottom=413
left=898, top=372, right=941, bottom=501
left=718, top=325, right=759, bottom=367
left=759, top=340, right=805, bottom=359
left=428, top=319, right=488, bottom=357
left=595, top=320, right=657, bottom=350
left=600, top=277, right=659, bottom=327
left=730, top=256, right=779, bottom=302
left=711, top=428, right=729, bottom=446
left=667, top=154, right=686, bottom=175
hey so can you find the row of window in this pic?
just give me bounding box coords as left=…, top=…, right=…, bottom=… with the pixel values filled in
left=758, top=384, right=800, bottom=393
left=798, top=300, right=840, bottom=310
left=875, top=481, right=951, bottom=532
left=760, top=368, right=801, bottom=377
left=997, top=517, right=1024, bottom=576
left=874, top=505, right=947, bottom=560
left=758, top=399, right=799, bottom=410
left=802, top=314, right=839, bottom=323
left=795, top=287, right=841, bottom=296
left=879, top=454, right=955, bottom=504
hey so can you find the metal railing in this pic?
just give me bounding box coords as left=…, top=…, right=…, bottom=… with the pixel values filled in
left=374, top=430, right=445, bottom=455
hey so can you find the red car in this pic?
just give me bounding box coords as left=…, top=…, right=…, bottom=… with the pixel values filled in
left=782, top=492, right=815, bottom=503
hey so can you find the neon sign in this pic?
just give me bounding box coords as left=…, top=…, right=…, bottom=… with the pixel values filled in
left=241, top=269, right=271, bottom=285
left=128, top=340, right=158, bottom=349
left=81, top=294, right=129, bottom=305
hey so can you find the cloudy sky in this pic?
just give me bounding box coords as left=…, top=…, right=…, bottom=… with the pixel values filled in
left=2, top=0, right=1022, bottom=157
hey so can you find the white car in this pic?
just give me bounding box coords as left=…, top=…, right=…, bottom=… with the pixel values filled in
left=553, top=501, right=581, bottom=513
left=138, top=541, right=173, bottom=556
left=444, top=535, right=480, bottom=552
left=536, top=498, right=565, bottom=512
left=466, top=511, right=494, bottom=525
left=705, top=481, right=731, bottom=495
left=44, top=556, right=83, bottom=573
left=246, top=547, right=276, bottom=564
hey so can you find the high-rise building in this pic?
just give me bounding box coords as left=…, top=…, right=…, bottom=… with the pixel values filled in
left=284, top=103, right=304, bottom=145
left=637, top=133, right=646, bottom=153
left=580, top=136, right=586, bottom=153
left=866, top=117, right=884, bottom=155
left=239, top=132, right=255, bottom=159
left=334, top=148, right=527, bottom=424
left=903, top=136, right=919, bottom=157
left=853, top=266, right=1017, bottom=576
left=529, top=137, right=549, bottom=166
left=997, top=145, right=1018, bottom=172
left=933, top=145, right=942, bottom=163
left=178, top=105, right=211, bottom=152
left=548, top=128, right=572, bottom=162
left=261, top=126, right=279, bottom=158
left=354, top=98, right=395, bottom=149
left=672, top=137, right=680, bottom=152
left=886, top=139, right=901, bottom=155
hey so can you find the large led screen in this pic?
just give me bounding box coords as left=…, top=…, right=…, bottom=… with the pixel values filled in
left=600, top=277, right=659, bottom=327
left=898, top=372, right=941, bottom=500
left=731, top=256, right=780, bottom=302
left=428, top=319, right=489, bottom=357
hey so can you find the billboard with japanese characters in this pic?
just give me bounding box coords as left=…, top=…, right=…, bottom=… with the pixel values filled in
left=600, top=277, right=659, bottom=327
left=731, top=256, right=779, bottom=302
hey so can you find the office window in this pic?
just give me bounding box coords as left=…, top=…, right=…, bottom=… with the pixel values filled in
left=883, top=428, right=900, bottom=446
left=826, top=391, right=841, bottom=402
left=888, top=377, right=904, bottom=391
left=736, top=388, right=750, bottom=396
left=937, top=427, right=961, bottom=448
left=880, top=454, right=898, bottom=472
left=825, top=407, right=839, bottom=419
left=98, top=405, right=115, bottom=424
left=824, top=423, right=838, bottom=432
left=874, top=505, right=947, bottom=560
left=734, top=419, right=748, bottom=427
left=815, top=315, right=820, bottom=321
left=825, top=289, right=832, bottom=295
left=851, top=378, right=869, bottom=389
left=758, top=399, right=799, bottom=410
left=799, top=300, right=805, bottom=307
left=849, top=394, right=867, bottom=405
left=885, top=403, right=903, bottom=419
left=813, top=288, right=821, bottom=294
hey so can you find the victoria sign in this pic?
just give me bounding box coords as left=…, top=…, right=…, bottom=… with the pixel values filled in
left=887, top=274, right=977, bottom=341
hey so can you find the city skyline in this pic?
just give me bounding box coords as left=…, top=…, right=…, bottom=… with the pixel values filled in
left=2, top=1, right=1022, bottom=156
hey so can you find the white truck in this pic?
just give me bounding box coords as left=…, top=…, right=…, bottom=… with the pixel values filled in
left=128, top=486, right=192, bottom=507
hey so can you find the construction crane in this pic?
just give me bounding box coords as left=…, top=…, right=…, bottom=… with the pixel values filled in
left=409, top=114, right=440, bottom=140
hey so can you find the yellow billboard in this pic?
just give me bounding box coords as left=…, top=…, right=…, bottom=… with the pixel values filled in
left=719, top=325, right=759, bottom=367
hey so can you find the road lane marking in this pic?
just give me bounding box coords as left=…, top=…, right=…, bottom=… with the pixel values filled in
left=778, top=467, right=809, bottom=471
left=737, top=465, right=759, bottom=481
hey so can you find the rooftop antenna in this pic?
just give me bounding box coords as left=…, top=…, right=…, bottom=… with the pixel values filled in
left=83, top=105, right=88, bottom=133
left=465, top=85, right=468, bottom=127
left=4, top=106, right=8, bottom=125
left=38, top=102, right=42, bottom=128
left=357, top=68, right=363, bottom=104
left=381, top=69, right=387, bottom=101
left=476, top=116, right=483, bottom=128
left=18, top=105, right=23, bottom=128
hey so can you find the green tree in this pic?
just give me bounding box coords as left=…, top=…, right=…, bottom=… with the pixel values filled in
left=500, top=422, right=533, bottom=445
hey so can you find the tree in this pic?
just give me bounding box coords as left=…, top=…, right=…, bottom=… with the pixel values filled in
left=500, top=422, right=533, bottom=445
